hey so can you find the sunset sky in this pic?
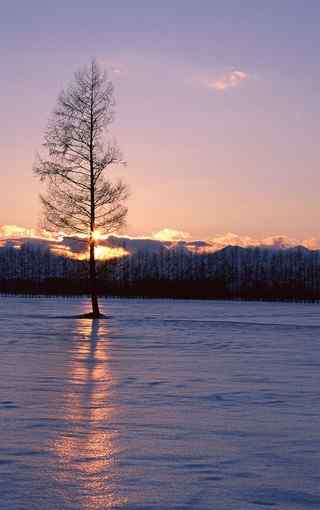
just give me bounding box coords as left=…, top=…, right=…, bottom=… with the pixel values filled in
left=1, top=1, right=320, bottom=245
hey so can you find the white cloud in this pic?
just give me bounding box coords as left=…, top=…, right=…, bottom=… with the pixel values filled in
left=206, top=233, right=318, bottom=251
left=208, top=232, right=256, bottom=250
left=261, top=235, right=299, bottom=249
left=0, top=224, right=40, bottom=239
left=208, top=70, right=248, bottom=91
left=301, top=237, right=319, bottom=250
left=152, top=228, right=191, bottom=242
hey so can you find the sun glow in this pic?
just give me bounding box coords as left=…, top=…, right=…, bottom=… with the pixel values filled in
left=94, top=245, right=128, bottom=260
left=52, top=243, right=128, bottom=261
left=0, top=224, right=128, bottom=261
left=91, top=229, right=105, bottom=242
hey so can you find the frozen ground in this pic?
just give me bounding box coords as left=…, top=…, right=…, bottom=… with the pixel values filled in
left=1, top=297, right=320, bottom=510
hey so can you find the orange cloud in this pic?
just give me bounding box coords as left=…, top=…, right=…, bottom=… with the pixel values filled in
left=205, top=233, right=320, bottom=252
left=152, top=228, right=191, bottom=242
left=208, top=70, right=248, bottom=91
left=48, top=240, right=129, bottom=261
left=0, top=224, right=47, bottom=239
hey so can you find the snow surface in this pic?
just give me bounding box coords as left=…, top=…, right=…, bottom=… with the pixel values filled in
left=1, top=297, right=320, bottom=509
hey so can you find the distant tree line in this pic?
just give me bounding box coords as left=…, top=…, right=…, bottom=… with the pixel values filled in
left=1, top=242, right=320, bottom=301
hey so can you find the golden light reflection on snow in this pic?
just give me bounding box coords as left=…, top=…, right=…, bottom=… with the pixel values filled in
left=51, top=317, right=127, bottom=509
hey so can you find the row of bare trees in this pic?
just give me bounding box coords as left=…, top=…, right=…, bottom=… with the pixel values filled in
left=1, top=243, right=320, bottom=301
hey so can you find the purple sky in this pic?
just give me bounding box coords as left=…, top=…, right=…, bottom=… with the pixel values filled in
left=1, top=1, right=320, bottom=242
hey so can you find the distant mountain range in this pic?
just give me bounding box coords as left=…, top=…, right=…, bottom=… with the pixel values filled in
left=1, top=225, right=319, bottom=260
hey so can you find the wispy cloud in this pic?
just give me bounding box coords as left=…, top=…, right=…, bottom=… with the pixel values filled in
left=207, top=70, right=248, bottom=91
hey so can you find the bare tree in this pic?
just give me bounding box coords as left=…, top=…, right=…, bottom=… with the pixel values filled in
left=34, top=60, right=128, bottom=318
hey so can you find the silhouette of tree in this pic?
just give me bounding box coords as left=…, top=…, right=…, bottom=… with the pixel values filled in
left=34, top=60, right=128, bottom=317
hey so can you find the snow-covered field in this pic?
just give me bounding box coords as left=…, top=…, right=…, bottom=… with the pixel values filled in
left=1, top=297, right=320, bottom=510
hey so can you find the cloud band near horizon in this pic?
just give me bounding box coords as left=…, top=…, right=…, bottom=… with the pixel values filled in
left=0, top=225, right=319, bottom=260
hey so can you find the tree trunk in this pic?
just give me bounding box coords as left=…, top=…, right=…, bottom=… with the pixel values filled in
left=89, top=63, right=100, bottom=319
left=89, top=239, right=100, bottom=318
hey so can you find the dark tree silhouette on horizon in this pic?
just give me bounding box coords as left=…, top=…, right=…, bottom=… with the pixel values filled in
left=34, top=60, right=128, bottom=318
